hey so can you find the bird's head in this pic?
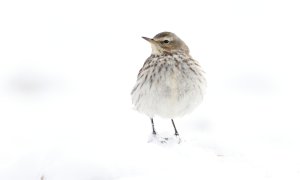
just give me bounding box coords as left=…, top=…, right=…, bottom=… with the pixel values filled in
left=142, top=32, right=189, bottom=55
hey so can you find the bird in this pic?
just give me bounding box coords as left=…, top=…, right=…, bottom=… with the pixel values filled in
left=131, top=32, right=205, bottom=142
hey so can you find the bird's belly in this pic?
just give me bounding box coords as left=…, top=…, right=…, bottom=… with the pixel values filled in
left=133, top=70, right=203, bottom=118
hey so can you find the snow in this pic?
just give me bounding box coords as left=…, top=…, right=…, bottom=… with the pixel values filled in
left=1, top=0, right=300, bottom=179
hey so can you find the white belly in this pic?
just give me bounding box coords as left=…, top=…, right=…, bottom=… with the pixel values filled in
left=132, top=57, right=205, bottom=118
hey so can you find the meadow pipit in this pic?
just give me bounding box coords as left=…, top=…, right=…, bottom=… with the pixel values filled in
left=131, top=32, right=205, bottom=141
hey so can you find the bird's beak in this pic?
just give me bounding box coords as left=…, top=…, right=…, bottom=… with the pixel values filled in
left=142, top=37, right=155, bottom=44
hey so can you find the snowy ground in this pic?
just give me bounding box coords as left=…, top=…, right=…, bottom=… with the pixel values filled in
left=1, top=0, right=300, bottom=179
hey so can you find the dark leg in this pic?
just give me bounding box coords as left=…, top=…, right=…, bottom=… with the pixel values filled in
left=151, top=118, right=157, bottom=135
left=171, top=119, right=179, bottom=136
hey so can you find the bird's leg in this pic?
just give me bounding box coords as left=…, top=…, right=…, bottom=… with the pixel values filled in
left=171, top=119, right=179, bottom=136
left=151, top=118, right=157, bottom=135
left=150, top=118, right=169, bottom=143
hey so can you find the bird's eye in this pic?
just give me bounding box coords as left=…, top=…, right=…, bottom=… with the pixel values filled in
left=163, top=40, right=170, bottom=44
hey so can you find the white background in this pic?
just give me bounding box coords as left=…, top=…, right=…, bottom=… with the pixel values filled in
left=0, top=0, right=300, bottom=179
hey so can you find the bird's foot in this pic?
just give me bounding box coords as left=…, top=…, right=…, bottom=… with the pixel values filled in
left=148, top=133, right=182, bottom=144
left=174, top=134, right=182, bottom=144
left=148, top=133, right=169, bottom=144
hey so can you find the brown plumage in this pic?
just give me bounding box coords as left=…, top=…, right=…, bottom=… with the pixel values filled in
left=131, top=32, right=206, bottom=143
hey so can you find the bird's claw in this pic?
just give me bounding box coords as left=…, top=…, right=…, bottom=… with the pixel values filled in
left=148, top=134, right=181, bottom=144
